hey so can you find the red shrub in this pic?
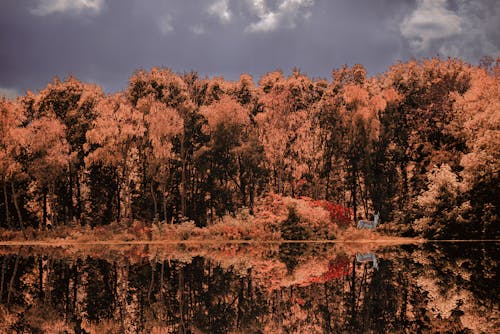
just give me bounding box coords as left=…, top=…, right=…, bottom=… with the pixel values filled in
left=312, top=200, right=352, bottom=228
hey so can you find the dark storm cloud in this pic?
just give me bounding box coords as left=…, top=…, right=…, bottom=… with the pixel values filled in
left=1, top=0, right=498, bottom=97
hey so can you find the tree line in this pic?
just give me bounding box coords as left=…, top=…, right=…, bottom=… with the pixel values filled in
left=0, top=57, right=498, bottom=238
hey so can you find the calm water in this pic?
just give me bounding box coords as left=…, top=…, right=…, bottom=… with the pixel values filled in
left=0, top=242, right=498, bottom=333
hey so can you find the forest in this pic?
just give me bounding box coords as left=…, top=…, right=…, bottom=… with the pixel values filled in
left=0, top=57, right=498, bottom=240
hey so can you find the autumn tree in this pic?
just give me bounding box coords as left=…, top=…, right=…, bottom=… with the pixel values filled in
left=0, top=59, right=496, bottom=240
left=315, top=81, right=347, bottom=203
left=200, top=95, right=266, bottom=218
left=137, top=97, right=183, bottom=222
left=128, top=68, right=196, bottom=221
left=230, top=73, right=257, bottom=107
left=255, top=70, right=319, bottom=197
left=339, top=65, right=373, bottom=219
left=453, top=64, right=500, bottom=237
left=85, top=93, right=145, bottom=224
left=23, top=77, right=103, bottom=224
left=0, top=99, right=27, bottom=236
left=414, top=164, right=468, bottom=238
left=19, top=114, right=70, bottom=229
left=324, top=65, right=382, bottom=220
left=383, top=59, right=471, bottom=217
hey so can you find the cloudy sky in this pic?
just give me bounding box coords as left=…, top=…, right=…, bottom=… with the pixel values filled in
left=1, top=0, right=499, bottom=98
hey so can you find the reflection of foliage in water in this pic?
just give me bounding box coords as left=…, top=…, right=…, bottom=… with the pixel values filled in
left=0, top=242, right=497, bottom=333
left=84, top=258, right=115, bottom=321
left=417, top=242, right=499, bottom=310
left=310, top=254, right=351, bottom=283
left=278, top=243, right=308, bottom=274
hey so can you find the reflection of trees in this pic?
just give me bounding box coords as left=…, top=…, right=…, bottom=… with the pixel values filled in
left=356, top=259, right=407, bottom=333
left=84, top=258, right=115, bottom=322
left=279, top=243, right=307, bottom=274
left=0, top=243, right=497, bottom=333
left=407, top=243, right=499, bottom=333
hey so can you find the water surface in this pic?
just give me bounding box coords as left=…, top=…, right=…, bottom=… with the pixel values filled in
left=0, top=241, right=497, bottom=333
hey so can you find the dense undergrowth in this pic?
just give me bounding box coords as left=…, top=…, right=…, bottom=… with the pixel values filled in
left=0, top=194, right=387, bottom=242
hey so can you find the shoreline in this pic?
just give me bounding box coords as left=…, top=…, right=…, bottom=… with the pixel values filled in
left=1, top=238, right=498, bottom=247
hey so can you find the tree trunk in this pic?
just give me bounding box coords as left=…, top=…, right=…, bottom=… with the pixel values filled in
left=180, top=133, right=187, bottom=217
left=162, top=184, right=168, bottom=223
left=11, top=182, right=27, bottom=239
left=72, top=263, right=78, bottom=314
left=160, top=260, right=165, bottom=312
left=68, top=163, right=74, bottom=223
left=120, top=160, right=132, bottom=225
left=178, top=267, right=186, bottom=334
left=2, top=179, right=12, bottom=229
left=76, top=171, right=82, bottom=225
left=349, top=258, right=357, bottom=328
left=237, top=276, right=245, bottom=328
left=148, top=261, right=155, bottom=305
left=7, top=252, right=20, bottom=304
left=352, top=169, right=358, bottom=222
left=358, top=174, right=369, bottom=218
left=116, top=173, right=121, bottom=223
left=38, top=256, right=44, bottom=300
left=0, top=257, right=6, bottom=303
left=48, top=182, right=56, bottom=227
left=249, top=184, right=255, bottom=215
left=150, top=182, right=158, bottom=222
left=43, top=189, right=47, bottom=230
left=400, top=161, right=409, bottom=211
left=238, top=157, right=247, bottom=207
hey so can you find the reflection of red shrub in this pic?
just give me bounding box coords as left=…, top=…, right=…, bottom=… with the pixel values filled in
left=311, top=200, right=352, bottom=228
left=290, top=296, right=305, bottom=306
left=310, top=255, right=351, bottom=283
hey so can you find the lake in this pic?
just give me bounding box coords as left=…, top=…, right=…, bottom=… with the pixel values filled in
left=0, top=241, right=498, bottom=333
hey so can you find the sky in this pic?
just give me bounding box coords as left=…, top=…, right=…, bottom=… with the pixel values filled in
left=1, top=0, right=499, bottom=98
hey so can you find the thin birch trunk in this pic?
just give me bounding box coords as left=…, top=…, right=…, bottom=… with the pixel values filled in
left=11, top=182, right=27, bottom=239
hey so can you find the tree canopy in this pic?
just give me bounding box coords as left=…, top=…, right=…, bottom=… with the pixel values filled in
left=0, top=58, right=498, bottom=239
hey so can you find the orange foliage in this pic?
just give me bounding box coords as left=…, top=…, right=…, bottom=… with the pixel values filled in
left=201, top=95, right=250, bottom=133
left=0, top=59, right=496, bottom=240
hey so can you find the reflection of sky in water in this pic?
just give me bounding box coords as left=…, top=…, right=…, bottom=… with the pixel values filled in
left=0, top=242, right=497, bottom=333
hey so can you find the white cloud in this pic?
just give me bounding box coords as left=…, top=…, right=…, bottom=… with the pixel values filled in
left=247, top=11, right=279, bottom=32
left=247, top=0, right=267, bottom=16
left=400, top=0, right=463, bottom=51
left=278, top=0, right=313, bottom=12
left=208, top=0, right=232, bottom=24
left=0, top=87, right=20, bottom=100
left=159, top=14, right=174, bottom=35
left=190, top=24, right=206, bottom=35
left=400, top=0, right=500, bottom=60
left=30, top=0, right=105, bottom=16
left=246, top=0, right=314, bottom=33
